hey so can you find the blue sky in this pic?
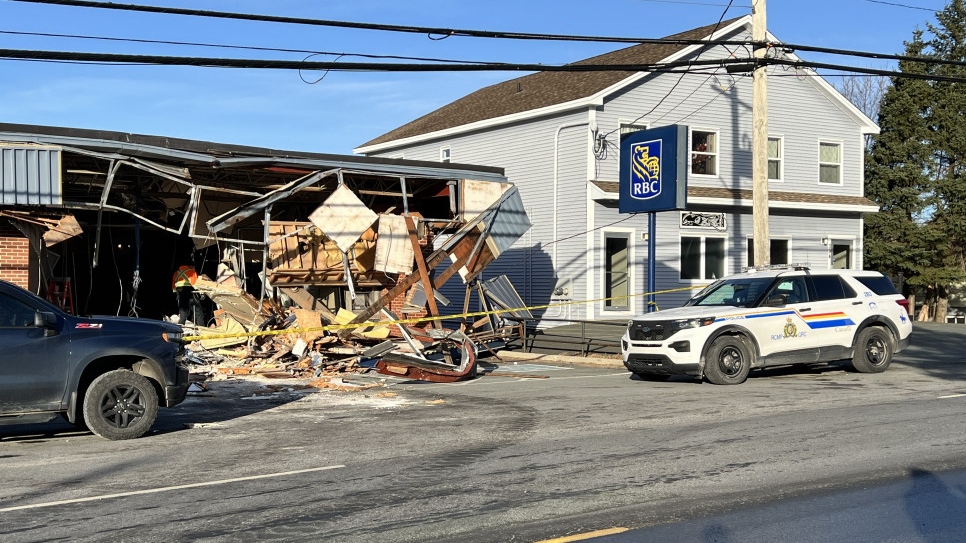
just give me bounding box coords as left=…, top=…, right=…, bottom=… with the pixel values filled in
left=0, top=0, right=946, bottom=154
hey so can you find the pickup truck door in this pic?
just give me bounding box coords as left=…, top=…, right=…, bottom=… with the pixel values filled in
left=0, top=293, right=70, bottom=413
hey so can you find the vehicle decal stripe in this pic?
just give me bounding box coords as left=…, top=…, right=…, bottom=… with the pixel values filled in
left=803, top=317, right=856, bottom=329
left=714, top=310, right=855, bottom=329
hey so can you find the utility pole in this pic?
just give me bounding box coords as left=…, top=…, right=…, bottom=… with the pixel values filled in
left=752, top=0, right=770, bottom=266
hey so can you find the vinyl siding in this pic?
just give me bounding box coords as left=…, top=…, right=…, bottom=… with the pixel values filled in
left=366, top=34, right=872, bottom=326
left=591, top=200, right=866, bottom=312
left=370, top=110, right=592, bottom=323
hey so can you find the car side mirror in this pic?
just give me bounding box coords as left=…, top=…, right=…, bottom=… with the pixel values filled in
left=764, top=294, right=788, bottom=307
left=34, top=310, right=58, bottom=336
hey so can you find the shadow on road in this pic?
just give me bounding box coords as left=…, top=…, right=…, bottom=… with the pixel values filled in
left=898, top=323, right=966, bottom=382
left=905, top=468, right=966, bottom=542
left=0, top=374, right=308, bottom=442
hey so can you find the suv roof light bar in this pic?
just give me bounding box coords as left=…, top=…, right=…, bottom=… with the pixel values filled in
left=740, top=262, right=811, bottom=273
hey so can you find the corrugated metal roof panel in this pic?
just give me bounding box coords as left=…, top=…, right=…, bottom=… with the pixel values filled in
left=0, top=145, right=62, bottom=205
left=485, top=185, right=531, bottom=257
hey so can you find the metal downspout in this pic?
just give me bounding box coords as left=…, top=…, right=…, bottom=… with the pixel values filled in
left=553, top=122, right=589, bottom=269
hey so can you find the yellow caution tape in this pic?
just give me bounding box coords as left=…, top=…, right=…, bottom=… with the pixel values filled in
left=181, top=284, right=705, bottom=342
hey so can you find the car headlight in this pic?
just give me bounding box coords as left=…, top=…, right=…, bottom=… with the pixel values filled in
left=163, top=331, right=184, bottom=343
left=671, top=317, right=716, bottom=330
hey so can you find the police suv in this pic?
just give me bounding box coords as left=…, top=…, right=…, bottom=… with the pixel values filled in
left=621, top=266, right=912, bottom=385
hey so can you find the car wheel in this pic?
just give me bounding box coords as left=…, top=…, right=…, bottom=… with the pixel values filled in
left=82, top=369, right=159, bottom=440
left=705, top=336, right=752, bottom=385
left=852, top=327, right=894, bottom=373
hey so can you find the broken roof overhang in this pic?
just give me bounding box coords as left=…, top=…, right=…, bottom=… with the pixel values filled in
left=0, top=123, right=510, bottom=243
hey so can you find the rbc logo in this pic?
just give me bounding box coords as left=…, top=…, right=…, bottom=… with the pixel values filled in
left=629, top=140, right=661, bottom=200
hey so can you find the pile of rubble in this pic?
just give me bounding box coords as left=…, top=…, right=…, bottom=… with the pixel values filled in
left=178, top=174, right=533, bottom=385
left=181, top=273, right=527, bottom=385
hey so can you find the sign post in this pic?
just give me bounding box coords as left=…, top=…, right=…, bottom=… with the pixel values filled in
left=619, top=125, right=688, bottom=312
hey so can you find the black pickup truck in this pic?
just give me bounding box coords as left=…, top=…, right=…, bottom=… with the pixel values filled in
left=0, top=279, right=189, bottom=440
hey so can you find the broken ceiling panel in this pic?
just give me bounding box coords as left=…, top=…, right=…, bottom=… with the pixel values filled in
left=308, top=184, right=379, bottom=254
left=372, top=213, right=414, bottom=275
left=461, top=179, right=510, bottom=221
left=267, top=221, right=381, bottom=287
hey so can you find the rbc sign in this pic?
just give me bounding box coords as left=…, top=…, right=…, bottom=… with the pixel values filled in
left=619, top=124, right=688, bottom=214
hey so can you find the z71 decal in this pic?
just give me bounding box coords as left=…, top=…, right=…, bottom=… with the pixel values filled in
left=75, top=323, right=103, bottom=329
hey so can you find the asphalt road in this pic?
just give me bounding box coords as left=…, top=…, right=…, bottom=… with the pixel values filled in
left=1, top=322, right=965, bottom=543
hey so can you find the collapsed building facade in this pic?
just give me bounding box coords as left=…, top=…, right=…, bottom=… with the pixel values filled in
left=0, top=123, right=531, bottom=380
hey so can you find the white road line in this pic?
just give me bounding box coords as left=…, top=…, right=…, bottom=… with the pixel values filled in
left=0, top=464, right=346, bottom=513
left=938, top=393, right=966, bottom=399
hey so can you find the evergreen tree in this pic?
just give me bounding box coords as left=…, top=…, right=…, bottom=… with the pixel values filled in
left=865, top=0, right=966, bottom=320
left=923, top=0, right=966, bottom=320
left=864, top=31, right=933, bottom=299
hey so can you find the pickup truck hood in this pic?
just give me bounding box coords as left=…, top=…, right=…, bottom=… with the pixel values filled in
left=72, top=314, right=182, bottom=333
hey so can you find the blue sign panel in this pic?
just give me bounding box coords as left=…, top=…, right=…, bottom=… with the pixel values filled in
left=619, top=124, right=688, bottom=213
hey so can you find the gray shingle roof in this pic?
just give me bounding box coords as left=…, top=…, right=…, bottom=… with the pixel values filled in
left=360, top=19, right=743, bottom=149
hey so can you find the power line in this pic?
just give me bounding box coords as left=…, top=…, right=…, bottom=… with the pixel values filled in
left=11, top=0, right=966, bottom=71
left=0, top=29, right=496, bottom=65
left=863, top=0, right=938, bottom=11
left=603, top=0, right=737, bottom=138
left=4, top=47, right=966, bottom=84
left=9, top=0, right=752, bottom=47
left=0, top=48, right=757, bottom=71
left=635, top=0, right=750, bottom=5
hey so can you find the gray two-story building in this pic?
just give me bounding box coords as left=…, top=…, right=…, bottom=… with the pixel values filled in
left=355, top=16, right=879, bottom=324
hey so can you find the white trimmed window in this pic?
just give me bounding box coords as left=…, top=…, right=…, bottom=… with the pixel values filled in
left=819, top=141, right=842, bottom=184
left=768, top=136, right=783, bottom=181
left=440, top=147, right=451, bottom=163
left=747, top=238, right=790, bottom=267
left=681, top=236, right=725, bottom=280
left=690, top=130, right=718, bottom=176
left=619, top=122, right=649, bottom=138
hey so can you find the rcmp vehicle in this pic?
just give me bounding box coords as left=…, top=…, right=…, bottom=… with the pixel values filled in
left=621, top=266, right=912, bottom=385
left=0, top=280, right=189, bottom=439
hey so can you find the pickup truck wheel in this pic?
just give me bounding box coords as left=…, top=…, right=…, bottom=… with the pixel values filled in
left=852, top=327, right=894, bottom=373
left=82, top=369, right=159, bottom=440
left=705, top=336, right=752, bottom=385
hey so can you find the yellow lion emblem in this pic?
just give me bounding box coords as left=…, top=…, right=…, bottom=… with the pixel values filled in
left=632, top=145, right=660, bottom=183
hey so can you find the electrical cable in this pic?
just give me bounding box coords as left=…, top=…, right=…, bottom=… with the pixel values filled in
left=0, top=48, right=755, bottom=72
left=8, top=1, right=965, bottom=71
left=544, top=215, right=635, bottom=246
left=598, top=0, right=736, bottom=141
left=863, top=0, right=937, bottom=11
left=8, top=0, right=757, bottom=47
left=0, top=29, right=500, bottom=65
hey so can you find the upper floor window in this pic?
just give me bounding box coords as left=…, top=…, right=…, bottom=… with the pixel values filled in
left=690, top=130, right=718, bottom=176
left=768, top=136, right=783, bottom=181
left=440, top=148, right=451, bottom=163
left=819, top=141, right=842, bottom=184
left=619, top=122, right=649, bottom=139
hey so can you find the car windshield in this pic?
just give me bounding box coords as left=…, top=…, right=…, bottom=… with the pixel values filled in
left=687, top=277, right=775, bottom=307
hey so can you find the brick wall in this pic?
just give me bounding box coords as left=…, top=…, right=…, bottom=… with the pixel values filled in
left=0, top=223, right=29, bottom=289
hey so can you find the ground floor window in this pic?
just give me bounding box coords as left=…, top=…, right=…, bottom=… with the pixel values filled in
left=746, top=238, right=790, bottom=267
left=604, top=233, right=629, bottom=310
left=832, top=241, right=852, bottom=269
left=681, top=236, right=725, bottom=280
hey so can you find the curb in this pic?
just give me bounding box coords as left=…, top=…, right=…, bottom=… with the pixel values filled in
left=495, top=349, right=626, bottom=370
